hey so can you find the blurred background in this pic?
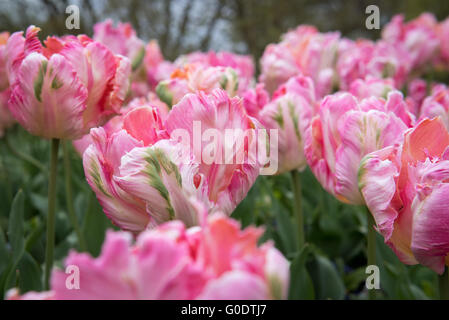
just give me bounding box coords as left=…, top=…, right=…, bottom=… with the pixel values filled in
left=2, top=0, right=449, bottom=63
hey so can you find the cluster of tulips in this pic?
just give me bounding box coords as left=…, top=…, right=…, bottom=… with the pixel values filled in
left=2, top=12, right=449, bottom=299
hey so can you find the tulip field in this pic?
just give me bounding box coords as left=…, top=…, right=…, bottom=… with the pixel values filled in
left=1, top=5, right=449, bottom=301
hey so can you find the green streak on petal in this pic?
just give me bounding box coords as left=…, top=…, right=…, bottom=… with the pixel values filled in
left=144, top=148, right=182, bottom=220
left=34, top=60, right=47, bottom=102
left=51, top=75, right=63, bottom=90
left=273, top=104, right=284, bottom=128
left=90, top=160, right=111, bottom=198
left=131, top=46, right=145, bottom=72
left=288, top=102, right=301, bottom=140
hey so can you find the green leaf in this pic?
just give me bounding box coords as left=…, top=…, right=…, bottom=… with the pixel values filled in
left=307, top=253, right=345, bottom=300
left=7, top=190, right=25, bottom=266
left=288, top=245, right=315, bottom=300
left=3, top=190, right=25, bottom=294
left=0, top=225, right=9, bottom=278
left=18, top=252, right=42, bottom=293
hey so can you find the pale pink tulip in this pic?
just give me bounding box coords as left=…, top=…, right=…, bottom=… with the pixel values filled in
left=359, top=118, right=449, bottom=273
left=143, top=40, right=175, bottom=90
left=349, top=77, right=395, bottom=100
left=242, top=83, right=270, bottom=119
left=175, top=51, right=254, bottom=94
left=337, top=39, right=412, bottom=90
left=156, top=64, right=241, bottom=107
left=84, top=89, right=261, bottom=232
left=8, top=214, right=289, bottom=300
left=419, top=85, right=449, bottom=131
left=259, top=25, right=339, bottom=97
left=304, top=91, right=413, bottom=204
left=257, top=75, right=316, bottom=174
left=0, top=32, right=14, bottom=136
left=93, top=19, right=145, bottom=72
left=436, top=18, right=449, bottom=67
left=6, top=26, right=131, bottom=139
left=382, top=14, right=439, bottom=70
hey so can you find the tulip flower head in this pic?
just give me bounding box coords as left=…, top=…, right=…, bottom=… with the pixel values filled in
left=8, top=214, right=290, bottom=300
left=6, top=26, right=131, bottom=140
left=84, top=89, right=261, bottom=232
left=359, top=118, right=449, bottom=273
left=305, top=90, right=414, bottom=204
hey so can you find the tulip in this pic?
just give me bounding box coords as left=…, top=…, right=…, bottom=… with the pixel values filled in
left=84, top=89, right=261, bottom=232
left=419, top=85, right=449, bottom=131
left=156, top=64, right=241, bottom=107
left=304, top=90, right=414, bottom=205
left=349, top=77, right=395, bottom=100
left=93, top=19, right=145, bottom=72
left=8, top=214, right=290, bottom=300
left=257, top=75, right=316, bottom=174
left=0, top=32, right=14, bottom=136
left=259, top=25, right=339, bottom=97
left=175, top=50, right=255, bottom=93
left=359, top=117, right=449, bottom=276
left=337, top=39, right=412, bottom=90
left=4, top=25, right=131, bottom=288
left=382, top=13, right=439, bottom=70
left=6, top=26, right=131, bottom=140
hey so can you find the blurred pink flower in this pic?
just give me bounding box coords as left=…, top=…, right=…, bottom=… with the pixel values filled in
left=260, top=25, right=339, bottom=97
left=8, top=214, right=289, bottom=300
left=0, top=32, right=14, bottom=136
left=93, top=19, right=145, bottom=72
left=143, top=40, right=175, bottom=90
left=382, top=14, right=439, bottom=70
left=156, top=64, right=242, bottom=106
left=419, top=84, right=449, bottom=130
left=6, top=26, right=131, bottom=139
left=304, top=90, right=413, bottom=204
left=337, top=39, right=412, bottom=90
left=359, top=118, right=449, bottom=273
left=175, top=51, right=254, bottom=94
left=349, top=77, right=396, bottom=100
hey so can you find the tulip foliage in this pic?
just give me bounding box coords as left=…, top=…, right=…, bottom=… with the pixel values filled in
left=1, top=13, right=449, bottom=300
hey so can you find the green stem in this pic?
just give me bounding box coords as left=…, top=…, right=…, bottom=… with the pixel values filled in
left=63, top=141, right=86, bottom=252
left=291, top=170, right=304, bottom=250
left=44, top=138, right=59, bottom=290
left=439, top=267, right=449, bottom=300
left=4, top=133, right=47, bottom=174
left=367, top=207, right=377, bottom=300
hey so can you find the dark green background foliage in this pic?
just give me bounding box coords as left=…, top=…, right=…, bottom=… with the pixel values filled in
left=0, top=0, right=447, bottom=299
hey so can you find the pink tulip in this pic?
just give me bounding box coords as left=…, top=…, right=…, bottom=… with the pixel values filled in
left=143, top=40, right=174, bottom=90
left=0, top=32, right=14, bottom=136
left=93, top=19, right=145, bottom=72
left=5, top=26, right=131, bottom=140
left=242, top=83, right=270, bottom=119
left=337, top=39, right=412, bottom=90
left=84, top=89, right=261, bottom=232
left=349, top=77, right=396, bottom=100
left=419, top=85, right=449, bottom=131
left=406, top=78, right=429, bottom=117
left=359, top=118, right=449, bottom=273
left=259, top=25, right=339, bottom=97
left=436, top=18, right=449, bottom=67
left=304, top=91, right=413, bottom=204
left=8, top=214, right=289, bottom=300
left=156, top=64, right=242, bottom=107
left=71, top=92, right=168, bottom=156
left=175, top=51, right=254, bottom=94
left=257, top=75, right=316, bottom=174
left=382, top=14, right=439, bottom=70
left=0, top=32, right=9, bottom=91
